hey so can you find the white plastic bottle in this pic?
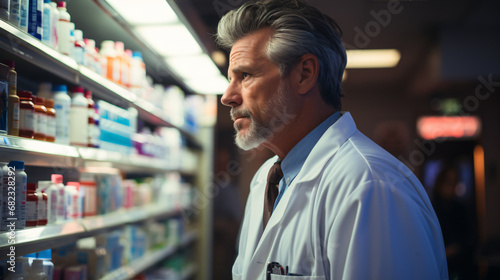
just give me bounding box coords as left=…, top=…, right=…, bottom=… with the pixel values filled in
left=37, top=250, right=54, bottom=280
left=53, top=84, right=70, bottom=145
left=26, top=259, right=48, bottom=280
left=19, top=0, right=28, bottom=32
left=100, top=40, right=120, bottom=82
left=0, top=0, right=9, bottom=21
left=72, top=29, right=85, bottom=65
left=69, top=86, right=88, bottom=146
left=8, top=160, right=27, bottom=230
left=50, top=174, right=65, bottom=222
left=55, top=1, right=71, bottom=55
left=49, top=1, right=58, bottom=49
left=129, top=51, right=146, bottom=90
left=64, top=182, right=78, bottom=220
left=41, top=0, right=51, bottom=44
left=9, top=0, right=20, bottom=27
left=38, top=180, right=57, bottom=224
left=36, top=182, right=47, bottom=225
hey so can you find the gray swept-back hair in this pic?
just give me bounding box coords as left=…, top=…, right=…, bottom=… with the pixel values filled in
left=216, top=0, right=347, bottom=111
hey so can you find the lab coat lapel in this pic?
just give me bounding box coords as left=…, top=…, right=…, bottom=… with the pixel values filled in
left=244, top=158, right=275, bottom=263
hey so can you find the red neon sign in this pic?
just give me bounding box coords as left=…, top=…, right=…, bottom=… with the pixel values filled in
left=417, top=116, right=481, bottom=140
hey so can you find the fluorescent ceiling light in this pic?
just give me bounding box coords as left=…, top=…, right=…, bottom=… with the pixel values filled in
left=166, top=54, right=221, bottom=80
left=185, top=75, right=229, bottom=95
left=105, top=0, right=178, bottom=25
left=346, top=49, right=400, bottom=68
left=135, top=25, right=203, bottom=56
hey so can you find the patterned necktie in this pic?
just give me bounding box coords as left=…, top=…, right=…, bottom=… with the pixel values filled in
left=263, top=161, right=283, bottom=229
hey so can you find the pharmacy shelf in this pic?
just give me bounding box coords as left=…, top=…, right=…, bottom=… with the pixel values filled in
left=0, top=135, right=195, bottom=174
left=0, top=204, right=189, bottom=261
left=0, top=135, right=80, bottom=168
left=0, top=20, right=201, bottom=148
left=100, top=231, right=198, bottom=280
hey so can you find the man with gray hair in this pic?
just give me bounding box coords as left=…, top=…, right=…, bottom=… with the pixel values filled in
left=217, top=0, right=448, bottom=279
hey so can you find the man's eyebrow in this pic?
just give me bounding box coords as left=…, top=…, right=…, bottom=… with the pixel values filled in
left=227, top=66, right=251, bottom=81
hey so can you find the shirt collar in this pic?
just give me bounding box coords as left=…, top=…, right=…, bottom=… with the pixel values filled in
left=280, top=111, right=341, bottom=186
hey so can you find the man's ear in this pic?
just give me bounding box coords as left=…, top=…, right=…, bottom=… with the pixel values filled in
left=297, top=54, right=319, bottom=95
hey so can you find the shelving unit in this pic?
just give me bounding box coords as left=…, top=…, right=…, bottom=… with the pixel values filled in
left=0, top=204, right=189, bottom=260
left=100, top=231, right=198, bottom=280
left=0, top=4, right=214, bottom=278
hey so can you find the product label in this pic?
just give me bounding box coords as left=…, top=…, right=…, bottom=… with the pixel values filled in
left=46, top=115, right=56, bottom=138
left=48, top=190, right=57, bottom=223
left=19, top=0, right=28, bottom=29
left=26, top=200, right=38, bottom=223
left=12, top=102, right=19, bottom=127
left=10, top=0, right=21, bottom=24
left=35, top=111, right=47, bottom=134
left=42, top=5, right=51, bottom=43
left=70, top=105, right=88, bottom=145
left=38, top=198, right=47, bottom=221
left=55, top=101, right=70, bottom=143
left=19, top=108, right=35, bottom=131
left=57, top=188, right=65, bottom=220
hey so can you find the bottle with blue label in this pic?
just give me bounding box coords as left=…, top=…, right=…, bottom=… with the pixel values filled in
left=53, top=84, right=70, bottom=145
left=28, top=0, right=43, bottom=40
left=9, top=0, right=20, bottom=26
left=0, top=62, right=9, bottom=135
left=41, top=0, right=52, bottom=44
left=19, top=0, right=29, bottom=32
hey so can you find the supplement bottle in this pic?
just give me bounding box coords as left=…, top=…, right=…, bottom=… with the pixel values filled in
left=34, top=96, right=47, bottom=141
left=44, top=98, right=56, bottom=142
left=51, top=174, right=65, bottom=221
left=69, top=86, right=88, bottom=146
left=37, top=182, right=48, bottom=225
left=39, top=180, right=57, bottom=224
left=18, top=90, right=35, bottom=139
left=10, top=0, right=20, bottom=27
left=53, top=84, right=70, bottom=145
left=55, top=1, right=72, bottom=55
left=26, top=182, right=39, bottom=227
left=3, top=60, right=20, bottom=136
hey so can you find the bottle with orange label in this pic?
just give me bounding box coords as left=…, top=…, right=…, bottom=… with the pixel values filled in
left=100, top=40, right=120, bottom=83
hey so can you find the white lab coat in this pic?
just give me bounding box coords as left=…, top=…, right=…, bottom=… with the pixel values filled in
left=233, top=112, right=448, bottom=280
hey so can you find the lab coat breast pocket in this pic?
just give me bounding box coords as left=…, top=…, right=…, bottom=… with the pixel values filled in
left=270, top=275, right=326, bottom=280
left=232, top=273, right=242, bottom=280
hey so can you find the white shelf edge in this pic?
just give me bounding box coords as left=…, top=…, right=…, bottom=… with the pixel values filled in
left=99, top=230, right=198, bottom=280
left=0, top=204, right=184, bottom=260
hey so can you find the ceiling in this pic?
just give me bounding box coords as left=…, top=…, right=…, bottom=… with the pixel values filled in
left=175, top=0, right=499, bottom=97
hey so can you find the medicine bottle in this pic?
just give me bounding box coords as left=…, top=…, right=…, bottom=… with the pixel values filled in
left=37, top=182, right=48, bottom=225
left=34, top=96, right=48, bottom=141
left=18, top=90, right=35, bottom=139
left=8, top=160, right=27, bottom=230
left=44, top=98, right=56, bottom=142
left=3, top=60, right=20, bottom=136
left=26, top=183, right=39, bottom=227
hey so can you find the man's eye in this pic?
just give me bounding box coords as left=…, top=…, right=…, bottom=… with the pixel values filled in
left=242, top=73, right=249, bottom=79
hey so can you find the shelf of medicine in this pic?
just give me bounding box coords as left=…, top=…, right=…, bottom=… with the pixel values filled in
left=0, top=204, right=192, bottom=261
left=100, top=231, right=198, bottom=280
left=0, top=20, right=202, bottom=149
left=0, top=135, right=196, bottom=174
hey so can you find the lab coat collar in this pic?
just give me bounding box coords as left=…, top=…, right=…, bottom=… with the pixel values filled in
left=246, top=112, right=358, bottom=272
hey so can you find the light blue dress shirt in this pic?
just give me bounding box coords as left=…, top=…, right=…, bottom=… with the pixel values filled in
left=273, top=111, right=341, bottom=210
